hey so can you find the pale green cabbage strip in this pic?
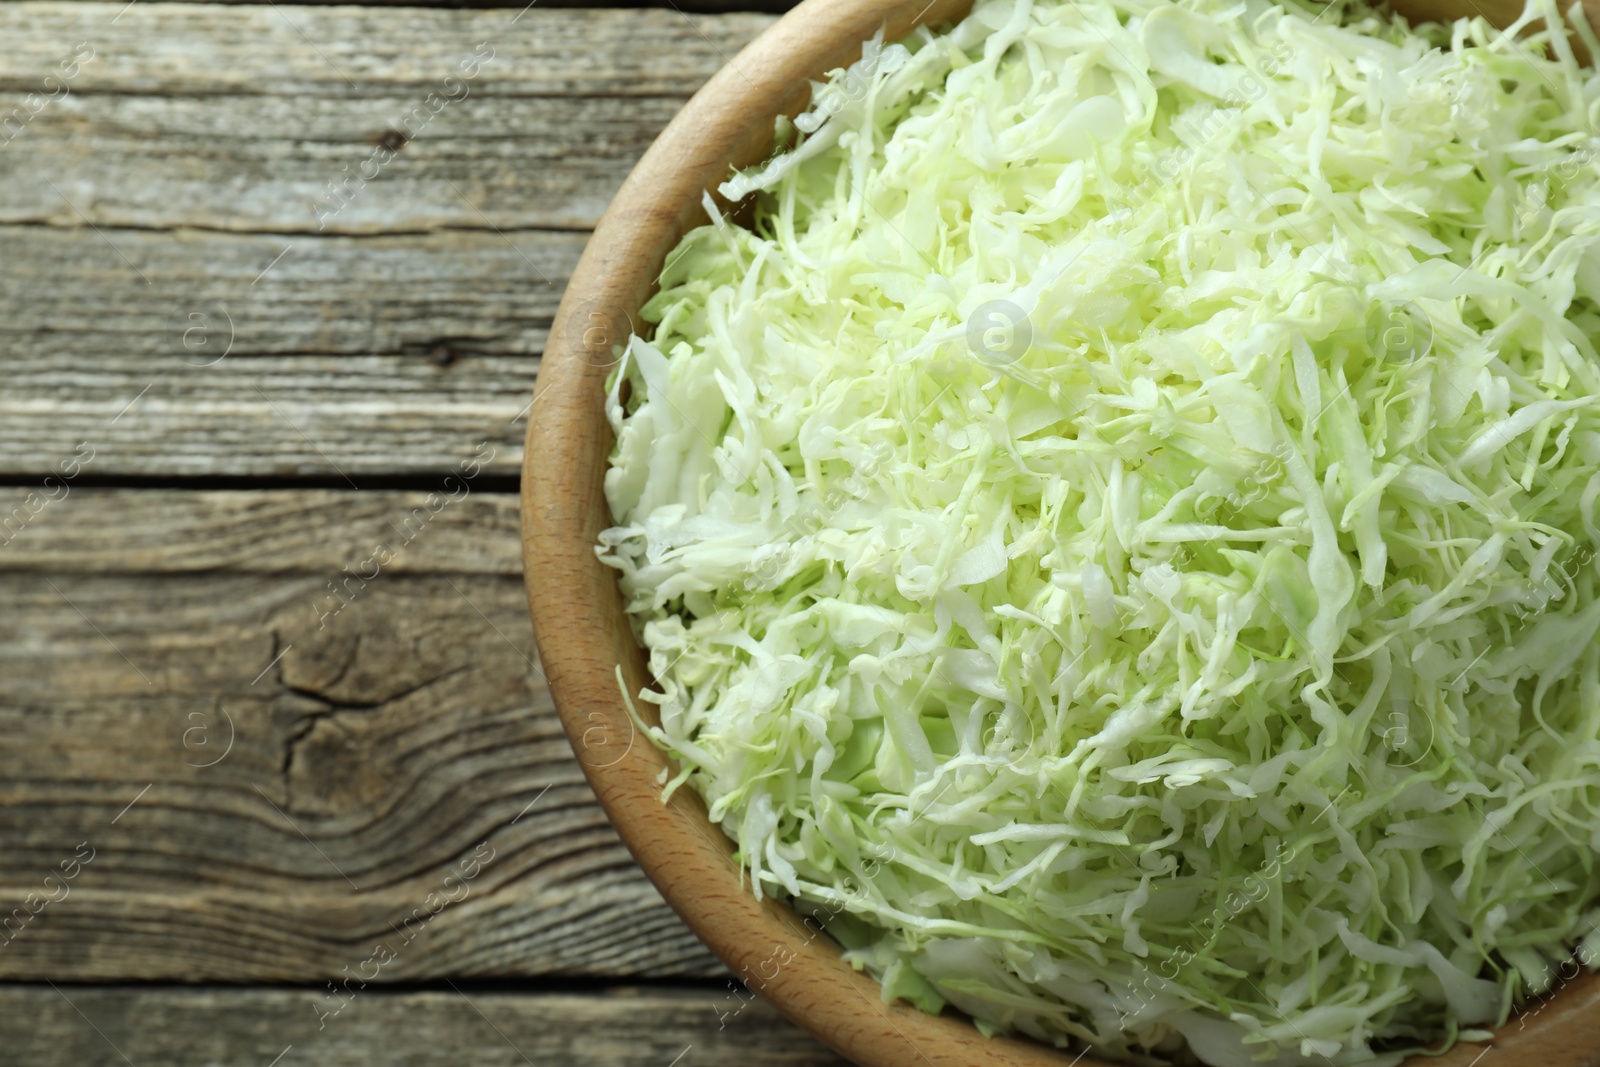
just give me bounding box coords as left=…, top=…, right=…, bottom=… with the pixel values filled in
left=598, top=0, right=1600, bottom=1061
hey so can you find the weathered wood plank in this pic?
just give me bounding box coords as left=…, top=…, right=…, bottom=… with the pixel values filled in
left=0, top=350, right=534, bottom=479
left=0, top=986, right=849, bottom=1067
left=2, top=226, right=571, bottom=478
left=5, top=225, right=573, bottom=357
left=0, top=571, right=721, bottom=979
left=0, top=488, right=521, bottom=572
left=0, top=6, right=772, bottom=235
left=0, top=92, right=685, bottom=233
left=0, top=5, right=773, bottom=234
left=41, top=0, right=795, bottom=11
left=0, top=4, right=780, bottom=479
left=0, top=5, right=774, bottom=97
left=0, top=489, right=721, bottom=981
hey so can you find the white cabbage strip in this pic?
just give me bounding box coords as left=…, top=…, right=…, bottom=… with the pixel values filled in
left=599, top=0, right=1600, bottom=1062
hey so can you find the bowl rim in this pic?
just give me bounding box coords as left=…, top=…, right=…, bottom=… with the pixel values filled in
left=519, top=0, right=1600, bottom=1062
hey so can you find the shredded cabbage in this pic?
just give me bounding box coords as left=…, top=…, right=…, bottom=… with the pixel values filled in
left=597, top=0, right=1600, bottom=1061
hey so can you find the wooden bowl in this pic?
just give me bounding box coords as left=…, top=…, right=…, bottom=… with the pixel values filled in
left=521, top=0, right=1600, bottom=1062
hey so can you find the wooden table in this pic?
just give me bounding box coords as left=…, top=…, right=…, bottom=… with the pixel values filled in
left=0, top=3, right=849, bottom=1062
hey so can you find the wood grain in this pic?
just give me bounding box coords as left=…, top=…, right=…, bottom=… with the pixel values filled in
left=0, top=986, right=849, bottom=1067
left=2, top=225, right=575, bottom=358
left=0, top=5, right=773, bottom=98
left=1, top=92, right=685, bottom=234
left=0, top=3, right=775, bottom=480
left=1, top=226, right=566, bottom=478
left=0, top=488, right=520, bottom=572
left=0, top=5, right=767, bottom=237
left=0, top=488, right=720, bottom=981
left=41, top=0, right=795, bottom=10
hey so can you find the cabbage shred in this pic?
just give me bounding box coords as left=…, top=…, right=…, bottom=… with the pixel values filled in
left=598, top=0, right=1600, bottom=1061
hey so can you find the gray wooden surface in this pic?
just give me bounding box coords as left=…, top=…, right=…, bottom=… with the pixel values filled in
left=0, top=4, right=774, bottom=479
left=0, top=1, right=845, bottom=1063
left=0, top=986, right=837, bottom=1066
